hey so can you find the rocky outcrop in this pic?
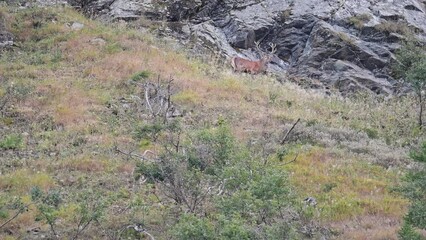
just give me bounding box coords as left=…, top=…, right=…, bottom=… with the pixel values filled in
left=0, top=12, right=13, bottom=49
left=0, top=31, right=13, bottom=48
left=69, top=0, right=426, bottom=95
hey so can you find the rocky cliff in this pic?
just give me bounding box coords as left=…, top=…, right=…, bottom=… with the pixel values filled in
left=68, top=0, right=426, bottom=95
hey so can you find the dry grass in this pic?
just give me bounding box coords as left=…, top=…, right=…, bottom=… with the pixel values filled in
left=87, top=51, right=147, bottom=83
left=331, top=215, right=401, bottom=240
left=62, top=36, right=105, bottom=63
left=280, top=147, right=408, bottom=238
left=0, top=170, right=56, bottom=194
left=116, top=162, right=135, bottom=175
left=348, top=13, right=372, bottom=30
left=65, top=157, right=106, bottom=172
left=375, top=21, right=412, bottom=35
left=172, top=89, right=200, bottom=105
left=54, top=89, right=97, bottom=127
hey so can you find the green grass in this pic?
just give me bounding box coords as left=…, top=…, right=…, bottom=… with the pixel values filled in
left=0, top=134, right=23, bottom=150
left=130, top=70, right=151, bottom=81
left=0, top=170, right=56, bottom=194
left=172, top=90, right=200, bottom=105
left=282, top=147, right=408, bottom=222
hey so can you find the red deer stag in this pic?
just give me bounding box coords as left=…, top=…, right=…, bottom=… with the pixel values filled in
left=231, top=42, right=277, bottom=74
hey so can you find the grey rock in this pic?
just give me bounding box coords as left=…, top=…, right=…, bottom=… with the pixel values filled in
left=107, top=0, right=143, bottom=20
left=293, top=21, right=395, bottom=94
left=304, top=197, right=317, bottom=207
left=35, top=0, right=68, bottom=6
left=7, top=0, right=67, bottom=7
left=68, top=0, right=114, bottom=11
left=0, top=16, right=13, bottom=49
left=191, top=22, right=236, bottom=58
left=70, top=22, right=84, bottom=30
left=0, top=39, right=13, bottom=48
left=89, top=37, right=107, bottom=46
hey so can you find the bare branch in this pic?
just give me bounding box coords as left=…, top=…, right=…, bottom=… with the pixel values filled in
left=144, top=84, right=155, bottom=117
left=118, top=224, right=155, bottom=240
left=115, top=147, right=155, bottom=161
left=278, top=153, right=299, bottom=166
left=143, top=230, right=156, bottom=240
left=280, top=118, right=301, bottom=145
left=0, top=204, right=31, bottom=229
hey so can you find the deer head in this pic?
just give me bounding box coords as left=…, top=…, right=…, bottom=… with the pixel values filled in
left=256, top=41, right=277, bottom=68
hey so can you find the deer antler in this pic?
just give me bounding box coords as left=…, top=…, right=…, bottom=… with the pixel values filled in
left=254, top=41, right=262, bottom=52
left=268, top=43, right=277, bottom=54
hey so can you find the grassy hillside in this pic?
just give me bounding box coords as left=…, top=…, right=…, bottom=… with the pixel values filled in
left=0, top=5, right=423, bottom=239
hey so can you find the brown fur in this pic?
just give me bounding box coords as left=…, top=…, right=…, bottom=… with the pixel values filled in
left=230, top=56, right=271, bottom=74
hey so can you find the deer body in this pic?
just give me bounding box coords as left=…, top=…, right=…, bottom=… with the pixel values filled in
left=230, top=56, right=269, bottom=74
left=230, top=42, right=276, bottom=74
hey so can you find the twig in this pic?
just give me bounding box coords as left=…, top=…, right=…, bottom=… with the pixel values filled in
left=164, top=77, right=174, bottom=123
left=115, top=147, right=155, bottom=161
left=144, top=84, right=155, bottom=117
left=280, top=118, right=300, bottom=145
left=279, top=153, right=299, bottom=166
left=143, top=230, right=156, bottom=240
left=0, top=204, right=30, bottom=229
left=72, top=218, right=93, bottom=240
left=44, top=215, right=58, bottom=240
left=94, top=220, right=115, bottom=240
left=118, top=224, right=155, bottom=240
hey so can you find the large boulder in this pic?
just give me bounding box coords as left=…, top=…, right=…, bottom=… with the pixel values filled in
left=291, top=21, right=395, bottom=95
left=69, top=0, right=426, bottom=95
left=0, top=13, right=13, bottom=49
left=0, top=31, right=13, bottom=48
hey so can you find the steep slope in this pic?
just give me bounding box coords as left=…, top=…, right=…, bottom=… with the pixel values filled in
left=0, top=5, right=423, bottom=240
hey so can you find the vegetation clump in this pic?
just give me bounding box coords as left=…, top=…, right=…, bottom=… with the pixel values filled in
left=394, top=40, right=426, bottom=129
left=398, top=142, right=426, bottom=239
left=0, top=134, right=23, bottom=150
left=375, top=21, right=411, bottom=36
left=348, top=13, right=372, bottom=29
left=131, top=70, right=150, bottom=82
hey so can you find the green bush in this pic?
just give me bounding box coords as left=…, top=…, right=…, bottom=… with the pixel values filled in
left=398, top=222, right=422, bottom=240
left=217, top=216, right=254, bottom=240
left=31, top=187, right=62, bottom=237
left=131, top=71, right=151, bottom=82
left=134, top=122, right=165, bottom=142
left=398, top=142, right=426, bottom=239
left=171, top=214, right=215, bottom=240
left=405, top=201, right=426, bottom=229
left=134, top=120, right=301, bottom=238
left=393, top=41, right=426, bottom=128
left=322, top=182, right=337, bottom=193
left=410, top=141, right=426, bottom=162
left=0, top=134, right=23, bottom=150
left=364, top=127, right=379, bottom=139
left=216, top=167, right=291, bottom=226
left=135, top=162, right=164, bottom=183
left=266, top=223, right=298, bottom=240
